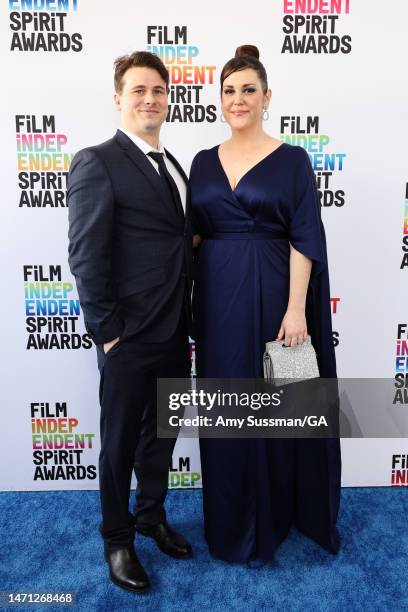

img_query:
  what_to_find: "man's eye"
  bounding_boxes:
[134,89,144,94]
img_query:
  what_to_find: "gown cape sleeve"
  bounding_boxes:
[289,148,337,378]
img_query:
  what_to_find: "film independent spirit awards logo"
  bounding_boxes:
[9,0,83,52]
[146,25,217,123]
[23,264,92,350]
[16,114,73,208]
[281,0,352,54]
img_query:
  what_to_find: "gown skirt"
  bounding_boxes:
[189,143,341,563]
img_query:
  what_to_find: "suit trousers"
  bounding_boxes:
[96,311,190,551]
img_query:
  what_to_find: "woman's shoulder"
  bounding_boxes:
[279,143,313,177]
[279,142,309,159]
[192,145,218,160]
[189,146,219,174]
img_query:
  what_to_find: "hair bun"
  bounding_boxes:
[235,45,260,60]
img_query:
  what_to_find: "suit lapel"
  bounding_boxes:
[114,130,173,214]
[114,130,190,227]
[165,148,191,226]
[165,148,188,184]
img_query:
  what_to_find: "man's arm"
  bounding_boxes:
[67,148,124,345]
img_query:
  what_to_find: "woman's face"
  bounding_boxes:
[221,68,271,132]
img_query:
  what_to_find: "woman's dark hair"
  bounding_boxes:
[114,51,169,93]
[220,45,268,93]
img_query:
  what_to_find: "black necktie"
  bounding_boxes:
[148,151,184,217]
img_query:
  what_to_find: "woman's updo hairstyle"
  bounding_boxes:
[220,45,268,94]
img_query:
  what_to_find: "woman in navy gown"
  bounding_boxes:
[190,45,341,564]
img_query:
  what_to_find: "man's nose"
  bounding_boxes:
[144,90,155,103]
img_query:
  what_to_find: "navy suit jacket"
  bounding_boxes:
[67,129,193,345]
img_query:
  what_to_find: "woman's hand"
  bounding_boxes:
[193,234,202,248]
[276,306,308,347]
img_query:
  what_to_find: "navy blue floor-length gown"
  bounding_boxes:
[190,143,341,563]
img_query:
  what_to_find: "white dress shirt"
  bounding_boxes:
[119,128,186,214]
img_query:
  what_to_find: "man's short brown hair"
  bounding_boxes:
[113,51,169,94]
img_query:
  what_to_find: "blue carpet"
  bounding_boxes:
[0,488,407,611]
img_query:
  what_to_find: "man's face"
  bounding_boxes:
[114,66,168,137]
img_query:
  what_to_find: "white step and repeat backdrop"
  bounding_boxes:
[1,0,407,491]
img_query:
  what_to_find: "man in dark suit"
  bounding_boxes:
[68,51,193,593]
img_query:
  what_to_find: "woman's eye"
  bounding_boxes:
[224,89,234,95]
[244,88,256,94]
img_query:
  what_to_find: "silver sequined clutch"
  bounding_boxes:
[263,335,320,386]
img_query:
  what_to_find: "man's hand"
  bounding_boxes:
[103,337,120,354]
[193,234,202,248]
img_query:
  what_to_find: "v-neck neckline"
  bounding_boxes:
[216,143,286,194]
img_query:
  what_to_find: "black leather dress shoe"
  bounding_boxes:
[136,522,192,559]
[105,546,150,593]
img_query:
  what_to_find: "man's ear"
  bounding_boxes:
[114,93,121,111]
